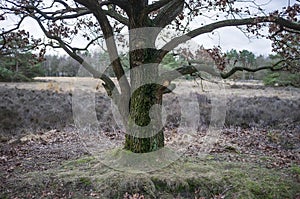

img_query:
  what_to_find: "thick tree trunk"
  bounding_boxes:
[124,84,164,153]
[124,49,165,153]
[123,2,165,153]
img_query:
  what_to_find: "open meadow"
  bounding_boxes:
[0,77,299,198]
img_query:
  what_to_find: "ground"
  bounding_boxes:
[0,77,299,198]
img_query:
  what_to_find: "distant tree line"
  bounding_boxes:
[1,46,298,87]
[40,48,299,87]
[41,51,126,77]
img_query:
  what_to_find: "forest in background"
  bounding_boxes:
[1,47,299,87]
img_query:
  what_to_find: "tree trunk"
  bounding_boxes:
[123,3,165,153]
[124,83,164,153]
[124,47,165,153]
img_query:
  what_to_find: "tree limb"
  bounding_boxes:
[220,58,299,79]
[26,5,92,21]
[159,63,219,83]
[104,9,129,25]
[0,15,27,36]
[159,57,299,83]
[75,0,130,96]
[158,16,300,60]
[153,0,184,28]
[220,65,283,79]
[71,36,103,52]
[275,17,300,32]
[33,15,118,97]
[144,0,174,14]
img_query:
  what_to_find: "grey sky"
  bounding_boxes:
[191,0,296,55]
[0,0,296,56]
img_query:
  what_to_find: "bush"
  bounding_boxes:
[11,72,32,82]
[0,53,44,82]
[0,67,33,82]
[263,72,300,87]
[0,67,14,81]
[21,63,45,79]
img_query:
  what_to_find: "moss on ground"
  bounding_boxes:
[1,151,299,198]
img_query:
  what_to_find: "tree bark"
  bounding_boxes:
[124,83,164,153]
[122,4,165,153]
[124,48,165,153]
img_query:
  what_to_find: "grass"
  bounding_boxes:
[2,149,299,199]
[291,164,300,175]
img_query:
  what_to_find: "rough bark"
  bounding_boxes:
[124,84,164,153]
[125,47,165,152]
[120,3,166,153]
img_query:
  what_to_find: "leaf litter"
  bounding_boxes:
[0,79,299,198]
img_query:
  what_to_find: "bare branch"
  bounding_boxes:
[159,62,219,83]
[144,0,174,14]
[220,58,299,79]
[153,0,184,28]
[27,6,92,21]
[0,15,27,36]
[104,9,129,25]
[49,9,92,21]
[159,57,300,83]
[71,36,103,52]
[158,16,300,61]
[75,0,130,95]
[33,15,118,97]
[33,1,128,25]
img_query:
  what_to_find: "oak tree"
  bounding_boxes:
[1,0,299,153]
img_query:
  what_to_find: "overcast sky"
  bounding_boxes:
[0,0,297,56]
[191,0,297,56]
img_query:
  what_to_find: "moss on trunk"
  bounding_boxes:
[124,131,164,153]
[124,83,164,153]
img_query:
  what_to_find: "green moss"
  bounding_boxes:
[224,145,240,153]
[60,156,96,169]
[259,156,273,161]
[3,156,300,199]
[78,177,92,188]
[125,83,164,153]
[291,165,300,175]
[222,166,299,199]
[206,155,216,160]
